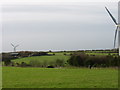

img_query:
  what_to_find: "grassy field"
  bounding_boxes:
[2,67,118,88]
[12,53,70,64]
[11,52,118,64]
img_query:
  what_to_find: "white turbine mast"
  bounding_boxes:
[105,6,120,55]
[11,43,19,52]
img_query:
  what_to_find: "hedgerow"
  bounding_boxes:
[68,52,120,67]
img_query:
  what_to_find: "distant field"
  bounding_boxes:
[10,52,118,66]
[12,53,70,64]
[11,52,118,65]
[2,67,118,88]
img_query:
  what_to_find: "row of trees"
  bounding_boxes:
[68,52,120,67]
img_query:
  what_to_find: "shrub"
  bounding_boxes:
[20,62,27,67]
[29,60,42,67]
[2,53,13,66]
[47,65,54,68]
[53,53,55,55]
[4,59,11,66]
[64,53,66,55]
[16,63,20,67]
[68,52,87,67]
[11,62,15,66]
[55,59,65,67]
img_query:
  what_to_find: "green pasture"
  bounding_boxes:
[2,67,118,88]
[12,53,70,64]
[10,52,118,67]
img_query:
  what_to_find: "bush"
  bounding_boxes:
[29,60,42,67]
[11,62,15,66]
[47,65,54,68]
[4,59,11,66]
[64,53,66,55]
[16,63,20,67]
[55,59,65,67]
[2,53,13,66]
[68,52,87,67]
[53,53,55,55]
[20,62,28,67]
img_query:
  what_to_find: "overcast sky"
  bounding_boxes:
[1,1,119,52]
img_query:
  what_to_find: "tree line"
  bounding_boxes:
[68,52,120,67]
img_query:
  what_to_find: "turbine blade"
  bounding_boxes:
[15,45,19,48]
[114,26,118,48]
[105,7,118,25]
[11,43,14,47]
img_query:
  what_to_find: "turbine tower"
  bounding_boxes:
[11,43,19,52]
[105,5,120,56]
[118,1,120,56]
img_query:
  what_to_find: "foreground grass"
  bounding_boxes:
[2,67,118,88]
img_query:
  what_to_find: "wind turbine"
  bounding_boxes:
[105,7,120,56]
[11,43,19,52]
